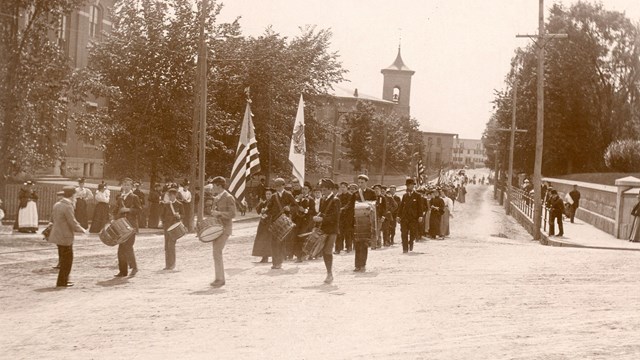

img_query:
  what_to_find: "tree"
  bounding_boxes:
[484,2,640,176]
[342,100,376,172]
[0,0,84,190]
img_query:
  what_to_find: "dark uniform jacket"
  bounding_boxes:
[266,190,297,222]
[356,187,376,202]
[113,192,142,230]
[161,201,184,230]
[374,194,387,219]
[318,193,341,235]
[398,191,424,222]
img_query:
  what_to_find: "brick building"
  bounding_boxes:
[452,138,488,168]
[420,131,458,170]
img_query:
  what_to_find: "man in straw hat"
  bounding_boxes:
[113,178,141,277]
[209,176,236,287]
[47,186,88,287]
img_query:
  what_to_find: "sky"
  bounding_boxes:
[217,0,640,139]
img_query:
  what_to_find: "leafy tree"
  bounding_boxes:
[342,100,376,172]
[0,0,84,192]
[484,2,640,176]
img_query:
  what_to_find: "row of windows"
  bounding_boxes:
[57,5,103,44]
[453,148,486,155]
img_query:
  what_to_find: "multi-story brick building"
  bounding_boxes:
[420,131,458,170]
[43,0,114,179]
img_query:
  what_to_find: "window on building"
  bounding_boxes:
[392,87,400,103]
[57,15,70,54]
[435,152,441,164]
[89,5,101,38]
[83,163,89,176]
[437,137,441,146]
[90,163,94,177]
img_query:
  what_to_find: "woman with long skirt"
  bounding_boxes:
[90,182,110,233]
[440,190,453,238]
[251,188,273,263]
[75,177,93,229]
[16,181,39,233]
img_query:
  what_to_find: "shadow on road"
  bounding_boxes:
[189,287,227,296]
[259,268,300,276]
[96,277,129,287]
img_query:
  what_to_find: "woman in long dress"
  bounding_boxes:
[90,182,110,233]
[457,185,466,203]
[16,181,39,233]
[75,177,93,229]
[252,188,273,262]
[440,190,453,238]
[630,193,640,242]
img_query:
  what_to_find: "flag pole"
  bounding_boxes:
[197,0,208,222]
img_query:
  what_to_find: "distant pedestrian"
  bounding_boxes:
[548,190,564,237]
[15,181,39,233]
[75,177,93,229]
[568,185,581,223]
[47,186,88,287]
[629,193,640,242]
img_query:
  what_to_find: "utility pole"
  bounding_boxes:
[496,80,527,215]
[195,0,208,223]
[516,0,567,239]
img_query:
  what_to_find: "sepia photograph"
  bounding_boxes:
[1,0,640,358]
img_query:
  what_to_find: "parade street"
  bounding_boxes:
[1,183,639,359]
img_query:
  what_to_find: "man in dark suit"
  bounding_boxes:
[292,181,315,262]
[209,176,237,287]
[339,183,357,254]
[133,181,146,228]
[372,184,387,249]
[548,189,564,237]
[266,177,296,270]
[48,186,87,287]
[388,185,401,245]
[113,178,142,277]
[397,178,423,253]
[568,184,581,223]
[314,178,341,284]
[356,174,376,202]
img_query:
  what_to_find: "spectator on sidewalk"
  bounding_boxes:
[548,190,564,237]
[568,185,581,223]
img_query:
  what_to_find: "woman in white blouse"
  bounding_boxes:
[89,182,110,233]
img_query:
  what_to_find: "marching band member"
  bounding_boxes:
[252,187,274,263]
[372,184,387,250]
[74,177,93,229]
[161,184,183,270]
[266,178,296,270]
[112,178,141,277]
[89,182,110,233]
[388,185,401,245]
[313,178,341,284]
[209,176,236,287]
[354,174,375,273]
[397,178,423,253]
[133,181,146,228]
[335,182,351,254]
[292,182,315,262]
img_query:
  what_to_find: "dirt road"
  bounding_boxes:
[1,184,639,359]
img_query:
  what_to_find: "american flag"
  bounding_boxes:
[416,158,425,185]
[229,102,261,203]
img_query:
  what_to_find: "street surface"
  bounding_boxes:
[1,182,640,359]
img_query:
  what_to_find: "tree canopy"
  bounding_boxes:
[483,2,640,176]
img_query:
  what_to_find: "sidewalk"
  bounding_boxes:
[542,217,640,252]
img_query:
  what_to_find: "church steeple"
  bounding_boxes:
[381,46,414,117]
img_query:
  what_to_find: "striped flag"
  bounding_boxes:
[289,95,305,185]
[229,102,261,203]
[416,158,425,185]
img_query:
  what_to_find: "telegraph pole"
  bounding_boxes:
[516,0,566,239]
[496,80,527,215]
[195,0,208,223]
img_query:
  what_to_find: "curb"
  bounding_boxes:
[541,234,640,252]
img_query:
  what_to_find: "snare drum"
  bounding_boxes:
[269,214,295,243]
[354,201,377,245]
[99,218,135,246]
[196,217,224,243]
[166,222,188,242]
[302,227,327,258]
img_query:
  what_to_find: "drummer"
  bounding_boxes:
[313,178,341,284]
[354,174,375,273]
[161,184,184,271]
[112,177,142,277]
[209,176,236,288]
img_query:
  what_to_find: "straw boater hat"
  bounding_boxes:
[357,174,369,182]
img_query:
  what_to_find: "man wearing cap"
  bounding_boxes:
[314,179,341,284]
[397,178,423,253]
[209,176,237,287]
[356,174,376,202]
[161,185,184,270]
[266,178,296,269]
[48,186,88,287]
[113,178,142,277]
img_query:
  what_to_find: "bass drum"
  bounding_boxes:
[354,201,377,246]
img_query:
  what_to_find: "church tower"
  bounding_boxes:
[381,46,415,117]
